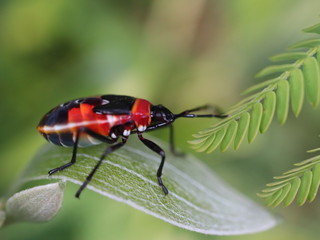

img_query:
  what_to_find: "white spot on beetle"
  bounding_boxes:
[138,125,146,132]
[101,99,109,105]
[107,115,117,126]
[111,133,117,139]
[123,130,131,136]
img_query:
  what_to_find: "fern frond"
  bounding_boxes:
[190,22,320,153]
[258,151,320,207]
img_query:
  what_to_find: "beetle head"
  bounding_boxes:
[150,105,175,126]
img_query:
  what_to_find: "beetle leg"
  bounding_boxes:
[48,129,81,175]
[75,137,128,198]
[168,124,185,157]
[138,133,168,195]
[48,127,116,175]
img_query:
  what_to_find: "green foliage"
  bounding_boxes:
[258,150,320,207]
[189,22,320,153]
[189,22,320,207]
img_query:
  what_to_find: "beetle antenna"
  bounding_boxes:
[175,113,229,119]
[174,105,229,119]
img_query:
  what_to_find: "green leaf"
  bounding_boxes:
[303,57,320,107]
[266,190,282,207]
[276,80,290,124]
[260,91,276,133]
[303,23,320,34]
[15,137,278,235]
[289,39,320,49]
[248,103,263,143]
[229,91,264,112]
[307,148,320,153]
[308,164,320,202]
[4,182,65,226]
[296,171,312,206]
[272,184,291,207]
[194,134,216,152]
[220,121,238,152]
[283,178,300,207]
[269,52,308,62]
[234,112,250,150]
[206,128,226,153]
[256,64,295,78]
[241,78,279,95]
[289,69,304,117]
[188,137,208,146]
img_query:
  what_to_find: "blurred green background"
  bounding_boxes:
[1,0,320,239]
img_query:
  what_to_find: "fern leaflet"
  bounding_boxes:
[258,149,320,207]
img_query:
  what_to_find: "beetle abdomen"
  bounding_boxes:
[37,95,154,147]
[37,97,114,147]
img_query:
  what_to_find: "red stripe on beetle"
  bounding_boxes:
[80,104,99,132]
[131,98,151,129]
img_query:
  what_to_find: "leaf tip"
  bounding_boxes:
[303,23,320,34]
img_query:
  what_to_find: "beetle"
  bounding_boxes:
[37,94,227,198]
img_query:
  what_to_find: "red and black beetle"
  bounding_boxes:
[38,94,227,198]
